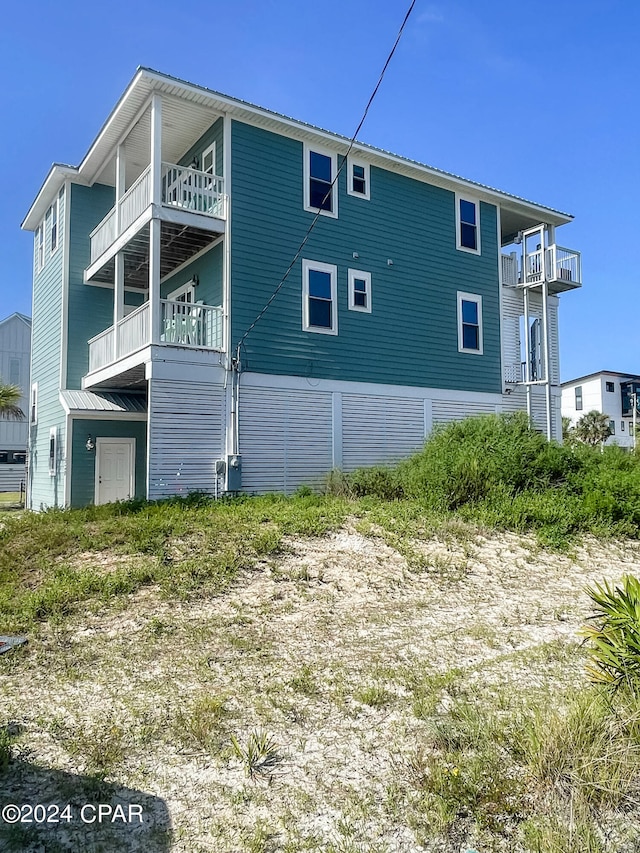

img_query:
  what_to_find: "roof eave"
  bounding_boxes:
[21,164,81,231]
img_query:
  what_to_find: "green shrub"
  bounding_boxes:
[582,575,640,694]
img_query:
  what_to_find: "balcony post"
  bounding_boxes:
[149,94,162,344]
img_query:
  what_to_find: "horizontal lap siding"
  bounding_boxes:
[148,379,224,499]
[231,121,501,395]
[239,388,332,493]
[0,316,30,452]
[432,400,498,423]
[0,467,26,491]
[342,395,425,470]
[29,190,66,509]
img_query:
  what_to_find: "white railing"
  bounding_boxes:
[501,253,519,286]
[89,209,117,263]
[119,167,151,234]
[546,245,581,286]
[524,248,544,284]
[87,326,115,373]
[89,162,226,265]
[87,300,223,375]
[117,302,150,360]
[161,163,225,218]
[160,300,223,350]
[89,166,152,264]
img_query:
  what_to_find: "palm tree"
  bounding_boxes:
[0,383,25,420]
[575,410,611,447]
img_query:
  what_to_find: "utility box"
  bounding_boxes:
[226,454,242,491]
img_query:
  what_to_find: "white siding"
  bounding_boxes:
[147,379,225,499]
[432,399,498,424]
[342,394,425,470]
[239,387,333,493]
[0,466,26,492]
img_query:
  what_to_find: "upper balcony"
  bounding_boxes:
[501,243,582,294]
[86,162,227,284]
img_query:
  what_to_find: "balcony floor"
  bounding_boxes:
[90,220,219,287]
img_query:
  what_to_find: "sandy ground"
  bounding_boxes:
[2,526,640,852]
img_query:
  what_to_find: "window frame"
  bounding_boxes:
[605,381,615,393]
[167,280,196,303]
[346,157,370,200]
[30,383,38,425]
[609,420,615,436]
[50,196,59,255]
[48,427,57,476]
[303,145,338,218]
[575,386,583,411]
[302,259,338,335]
[457,292,483,355]
[35,223,44,272]
[201,142,217,176]
[455,194,481,255]
[8,358,20,387]
[621,421,625,432]
[348,269,372,313]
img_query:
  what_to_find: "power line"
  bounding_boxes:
[234,0,417,361]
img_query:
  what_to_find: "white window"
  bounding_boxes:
[457,292,483,354]
[9,358,20,386]
[348,269,372,313]
[50,198,59,254]
[202,143,216,176]
[30,383,38,424]
[455,194,481,254]
[302,259,338,335]
[167,279,197,303]
[49,427,57,476]
[304,146,338,218]
[347,158,370,200]
[35,223,44,272]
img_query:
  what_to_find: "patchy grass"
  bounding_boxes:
[3,486,640,850]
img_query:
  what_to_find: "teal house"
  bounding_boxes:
[22,68,582,508]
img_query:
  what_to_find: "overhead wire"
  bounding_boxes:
[234,0,417,364]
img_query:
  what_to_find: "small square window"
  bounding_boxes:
[575,386,583,411]
[455,195,481,254]
[304,147,337,217]
[347,158,370,200]
[348,269,372,313]
[606,381,615,393]
[457,292,483,354]
[302,259,338,334]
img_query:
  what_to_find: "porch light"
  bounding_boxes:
[86,435,95,452]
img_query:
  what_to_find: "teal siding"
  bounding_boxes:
[70,419,147,507]
[180,117,224,176]
[29,187,67,509]
[160,242,223,306]
[66,183,115,390]
[230,121,501,393]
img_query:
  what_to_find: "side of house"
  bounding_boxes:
[0,313,31,491]
[561,371,640,448]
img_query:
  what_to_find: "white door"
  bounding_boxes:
[95,438,135,505]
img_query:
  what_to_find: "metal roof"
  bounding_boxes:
[60,390,147,414]
[24,66,575,231]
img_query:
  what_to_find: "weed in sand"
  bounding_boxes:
[231,729,282,779]
[175,695,228,753]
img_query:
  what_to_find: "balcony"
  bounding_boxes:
[87,162,227,279]
[501,245,582,294]
[87,300,224,378]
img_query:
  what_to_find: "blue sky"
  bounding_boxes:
[1,0,637,381]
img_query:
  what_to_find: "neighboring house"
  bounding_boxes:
[561,371,640,448]
[0,312,31,491]
[21,67,582,509]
